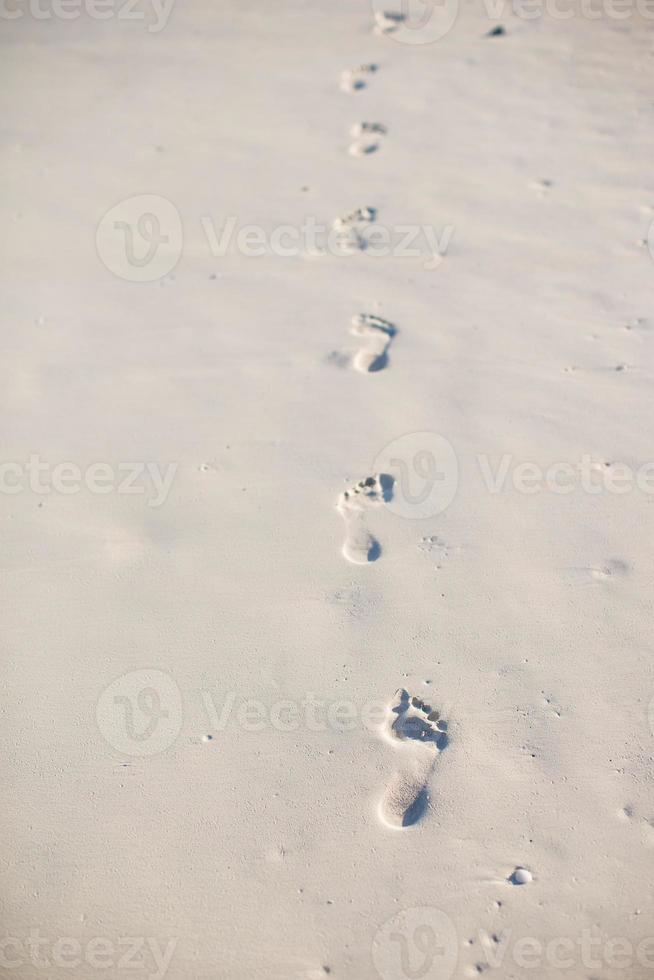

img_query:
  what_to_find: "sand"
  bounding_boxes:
[2,2,654,978]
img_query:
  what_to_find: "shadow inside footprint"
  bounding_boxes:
[379,473,394,502]
[402,786,429,827]
[367,350,388,373]
[367,539,381,562]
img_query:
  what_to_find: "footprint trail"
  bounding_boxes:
[332,207,377,253]
[379,689,448,829]
[340,63,378,92]
[349,122,388,157]
[374,10,406,35]
[350,314,396,372]
[336,474,393,564]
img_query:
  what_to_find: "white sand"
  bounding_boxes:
[3,2,654,978]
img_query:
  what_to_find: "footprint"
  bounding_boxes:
[378,689,448,829]
[336,474,393,564]
[340,63,378,92]
[350,314,396,372]
[332,207,377,254]
[566,558,630,586]
[333,206,377,228]
[352,122,387,137]
[349,122,388,157]
[564,362,633,376]
[623,317,648,333]
[588,559,629,581]
[348,140,378,158]
[374,10,406,35]
[529,177,553,196]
